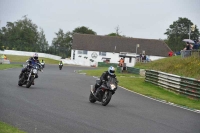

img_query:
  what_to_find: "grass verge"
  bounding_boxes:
[80,67,200,110]
[0,121,26,133]
[0,64,22,70]
[5,55,59,64]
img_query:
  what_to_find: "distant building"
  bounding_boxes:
[71,33,171,67]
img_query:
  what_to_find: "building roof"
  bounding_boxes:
[72,33,171,57]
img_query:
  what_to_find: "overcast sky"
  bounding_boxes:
[0,0,200,44]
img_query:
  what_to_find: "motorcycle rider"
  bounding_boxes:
[93,66,117,95]
[59,61,63,65]
[19,53,41,85]
[40,59,45,68]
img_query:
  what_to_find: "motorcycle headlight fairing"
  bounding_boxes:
[110,84,116,90]
[33,69,38,74]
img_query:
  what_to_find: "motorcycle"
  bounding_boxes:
[18,62,42,88]
[59,64,63,70]
[89,77,118,106]
[41,62,45,68]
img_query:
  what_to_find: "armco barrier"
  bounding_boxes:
[145,70,200,99]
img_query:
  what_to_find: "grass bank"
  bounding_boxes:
[135,56,200,79]
[80,67,200,110]
[0,64,22,70]
[5,55,59,64]
[0,121,26,133]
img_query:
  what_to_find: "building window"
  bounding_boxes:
[78,50,87,55]
[129,57,132,63]
[99,52,106,56]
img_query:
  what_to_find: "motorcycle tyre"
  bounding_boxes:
[18,78,23,86]
[26,76,34,88]
[18,74,24,86]
[102,91,112,106]
[89,92,96,103]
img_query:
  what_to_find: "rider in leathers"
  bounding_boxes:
[94,66,117,95]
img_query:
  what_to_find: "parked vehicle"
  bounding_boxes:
[89,77,118,106]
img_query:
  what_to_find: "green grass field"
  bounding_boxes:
[135,56,200,79]
[5,55,59,64]
[0,64,22,70]
[80,66,200,110]
[0,121,26,133]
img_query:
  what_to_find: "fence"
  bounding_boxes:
[181,50,200,58]
[145,70,200,99]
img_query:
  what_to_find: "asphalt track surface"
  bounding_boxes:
[0,65,200,133]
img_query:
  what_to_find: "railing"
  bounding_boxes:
[180,50,200,58]
[145,70,200,99]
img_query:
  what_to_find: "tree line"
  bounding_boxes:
[0,16,199,57]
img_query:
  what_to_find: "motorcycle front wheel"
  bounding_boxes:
[26,76,34,88]
[102,91,112,106]
[18,78,23,86]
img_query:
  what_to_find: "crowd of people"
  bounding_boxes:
[183,40,200,50]
[0,54,7,60]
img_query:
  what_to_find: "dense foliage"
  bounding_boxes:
[164,17,200,52]
[0,16,48,52]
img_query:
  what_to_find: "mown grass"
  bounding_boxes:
[0,121,26,133]
[80,67,200,110]
[5,55,59,64]
[135,56,200,79]
[0,64,22,70]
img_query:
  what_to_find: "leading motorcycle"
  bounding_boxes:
[18,62,42,88]
[89,77,118,106]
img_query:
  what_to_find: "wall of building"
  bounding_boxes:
[71,49,165,67]
[0,50,166,67]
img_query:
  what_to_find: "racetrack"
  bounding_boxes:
[0,65,200,133]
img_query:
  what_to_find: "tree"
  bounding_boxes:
[37,28,48,52]
[73,26,96,35]
[52,29,72,58]
[0,16,49,52]
[107,33,121,36]
[164,17,200,52]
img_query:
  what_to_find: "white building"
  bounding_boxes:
[71,34,171,67]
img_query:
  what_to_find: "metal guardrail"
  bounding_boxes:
[145,70,200,99]
[181,50,200,58]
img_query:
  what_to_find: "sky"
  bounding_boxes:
[0,0,200,45]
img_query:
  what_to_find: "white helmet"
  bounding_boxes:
[33,53,38,60]
[108,66,115,75]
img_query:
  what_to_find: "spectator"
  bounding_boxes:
[1,54,7,60]
[193,40,199,50]
[168,51,173,57]
[118,58,124,67]
[118,58,124,73]
[183,42,193,50]
[139,53,142,62]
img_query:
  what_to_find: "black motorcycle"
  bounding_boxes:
[18,63,42,88]
[59,64,63,70]
[89,77,118,106]
[41,62,45,68]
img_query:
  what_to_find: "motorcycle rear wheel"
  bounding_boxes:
[18,78,23,86]
[89,92,96,103]
[102,91,112,106]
